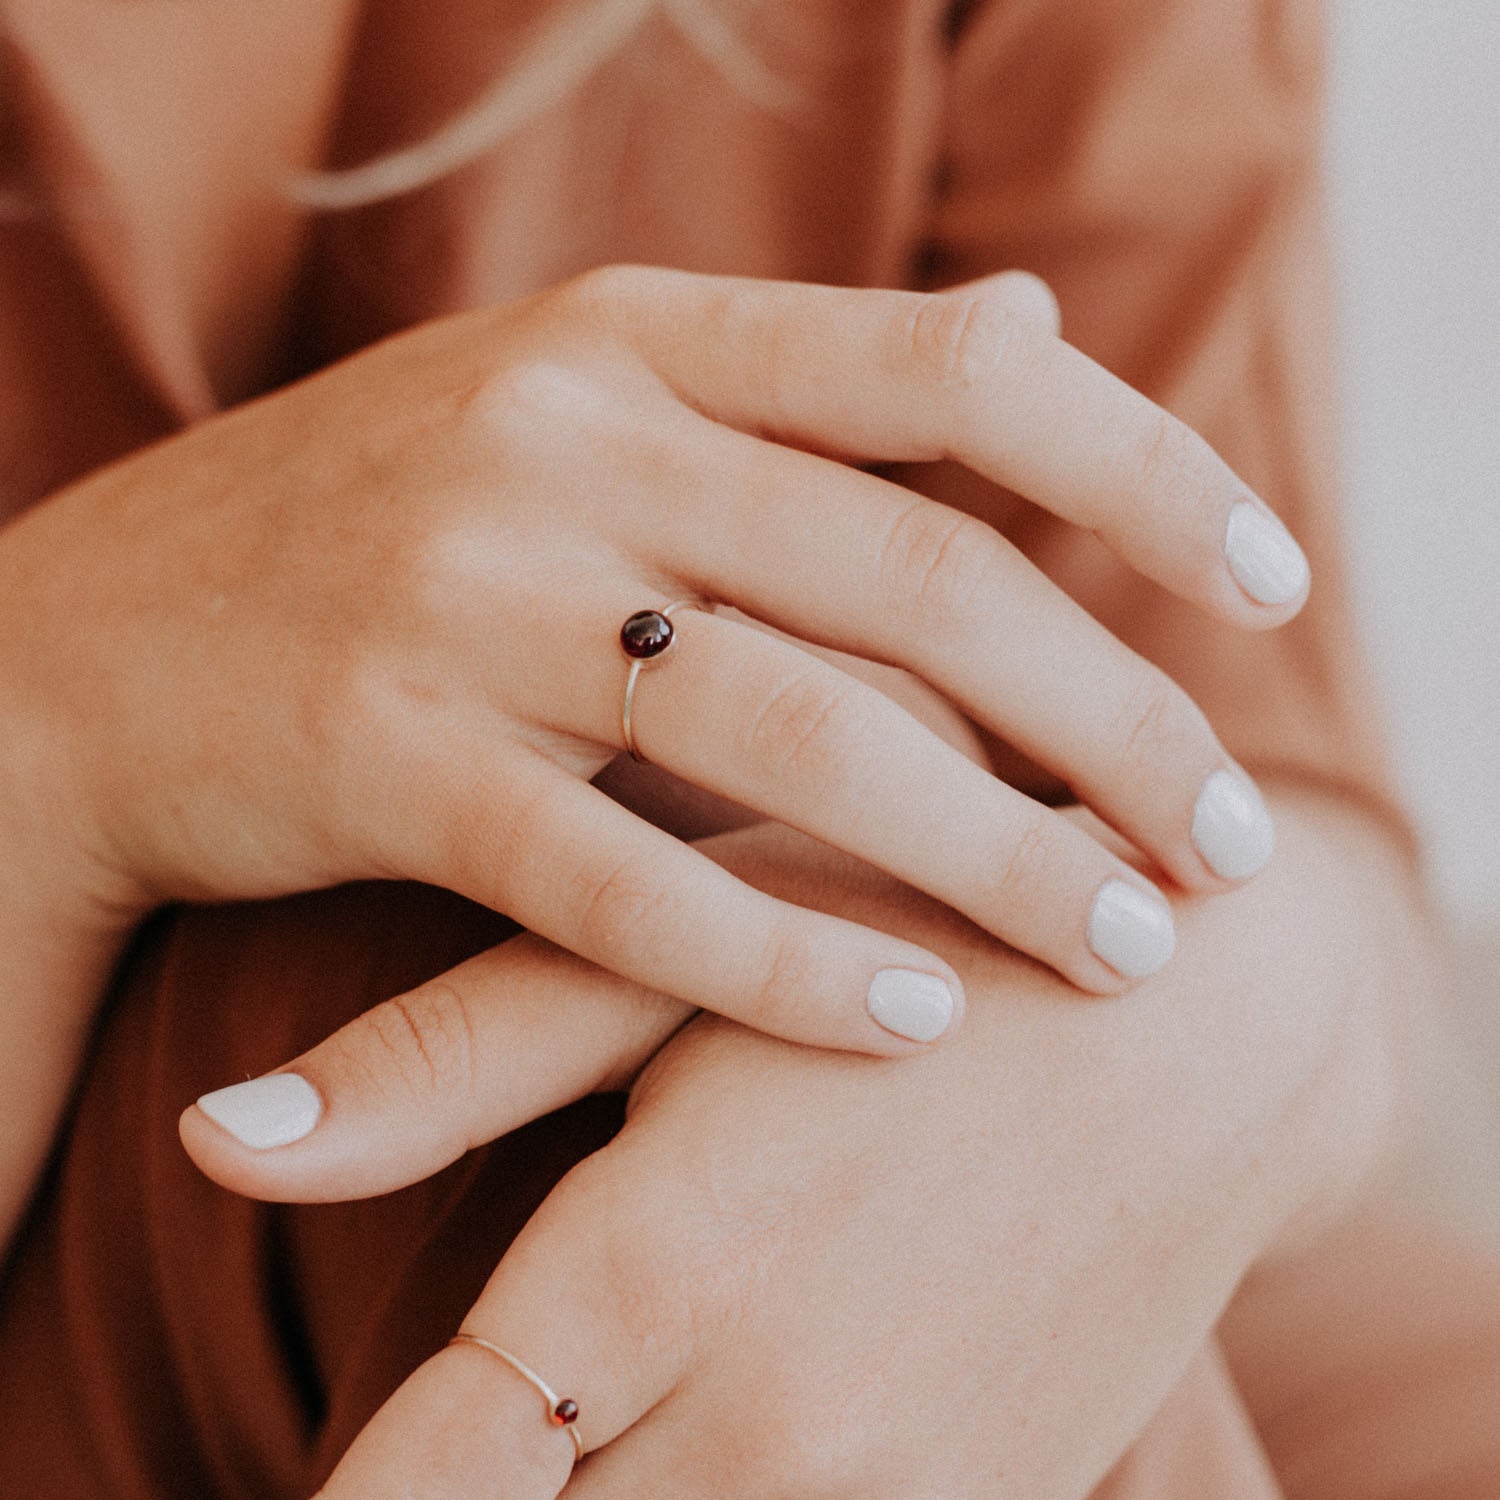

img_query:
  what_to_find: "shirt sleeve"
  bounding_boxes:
[915,0,1408,835]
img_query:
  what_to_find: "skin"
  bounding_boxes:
[0,266,1305,1246]
[0,241,1420,1488]
[181,796,1424,1498]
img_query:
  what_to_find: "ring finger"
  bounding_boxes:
[561,607,1176,994]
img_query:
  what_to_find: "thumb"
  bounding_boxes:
[178,932,691,1203]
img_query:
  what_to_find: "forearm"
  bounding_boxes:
[1233,778,1436,1256]
[0,651,142,1254]
[0,873,135,1255]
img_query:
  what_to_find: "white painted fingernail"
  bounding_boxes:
[1192,769,1276,880]
[197,1074,322,1150]
[867,969,956,1043]
[1087,880,1176,979]
[1224,502,1309,606]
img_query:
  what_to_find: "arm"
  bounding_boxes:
[0,683,140,1250]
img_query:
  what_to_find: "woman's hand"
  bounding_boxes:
[182,803,1408,1497]
[3,266,1304,1058]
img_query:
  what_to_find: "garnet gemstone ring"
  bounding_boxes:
[620,608,676,659]
[619,599,706,762]
[448,1334,585,1463]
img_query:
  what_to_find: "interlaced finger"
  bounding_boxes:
[415,745,971,1054]
[658,420,1275,893]
[586,266,1308,625]
[555,610,1177,992]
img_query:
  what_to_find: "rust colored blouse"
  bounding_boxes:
[0,2,1491,1497]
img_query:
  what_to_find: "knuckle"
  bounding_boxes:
[291,654,419,823]
[881,500,1001,629]
[750,925,826,1040]
[743,666,866,788]
[553,260,652,317]
[905,292,1024,435]
[1115,669,1210,771]
[571,850,678,963]
[458,354,599,452]
[543,263,687,351]
[743,1389,878,1493]
[559,1152,721,1359]
[1126,409,1215,508]
[989,810,1056,919]
[346,980,478,1108]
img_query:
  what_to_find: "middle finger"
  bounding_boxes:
[653,419,1276,894]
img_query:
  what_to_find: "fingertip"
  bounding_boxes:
[195,1071,323,1150]
[1223,501,1311,618]
[865,962,965,1047]
[996,270,1063,338]
[178,1070,387,1205]
[1191,768,1276,883]
[176,1071,327,1195]
[177,1098,276,1198]
[1085,877,1177,983]
[177,1102,209,1166]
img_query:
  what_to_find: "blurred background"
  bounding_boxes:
[1327,0,1500,1237]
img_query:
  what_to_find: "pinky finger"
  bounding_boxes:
[440,755,967,1056]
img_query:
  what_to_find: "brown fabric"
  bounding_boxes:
[0,1,1489,1496]
[0,886,624,1498]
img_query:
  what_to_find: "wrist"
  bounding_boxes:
[0,680,146,950]
[1249,782,1435,1259]
[0,693,143,1254]
[0,521,152,938]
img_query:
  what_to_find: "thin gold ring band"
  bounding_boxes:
[620,598,706,763]
[448,1333,585,1461]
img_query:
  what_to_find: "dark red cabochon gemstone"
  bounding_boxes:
[552,1399,580,1426]
[621,609,674,659]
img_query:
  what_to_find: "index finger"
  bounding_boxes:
[586,266,1309,627]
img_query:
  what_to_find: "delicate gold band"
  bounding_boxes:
[621,598,706,763]
[448,1333,585,1461]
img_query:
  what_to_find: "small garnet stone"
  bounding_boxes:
[620,609,674,659]
[552,1399,580,1426]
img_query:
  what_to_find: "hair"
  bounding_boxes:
[288,0,795,212]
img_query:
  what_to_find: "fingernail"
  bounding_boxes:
[1224,502,1309,606]
[196,1073,322,1150]
[1192,769,1275,880]
[867,969,956,1043]
[1087,880,1176,979]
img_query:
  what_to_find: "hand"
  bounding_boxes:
[182,808,1400,1495]
[2,266,1305,1060]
